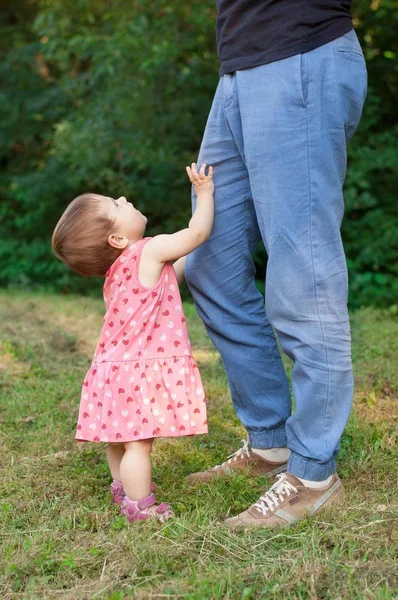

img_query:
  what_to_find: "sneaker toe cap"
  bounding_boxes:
[224,509,254,529]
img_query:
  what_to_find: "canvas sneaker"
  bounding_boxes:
[225,472,345,529]
[185,439,287,484]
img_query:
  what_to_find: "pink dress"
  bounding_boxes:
[76,237,208,443]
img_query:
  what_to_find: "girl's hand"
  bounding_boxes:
[141,163,214,268]
[186,163,214,197]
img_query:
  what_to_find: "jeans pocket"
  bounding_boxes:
[338,57,367,140]
[299,52,309,107]
[337,47,366,64]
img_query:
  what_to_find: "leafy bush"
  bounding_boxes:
[0,0,396,307]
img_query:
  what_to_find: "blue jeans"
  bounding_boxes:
[185,30,367,481]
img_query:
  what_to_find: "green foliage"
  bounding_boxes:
[0,0,396,306]
[344,0,398,305]
[1,292,397,598]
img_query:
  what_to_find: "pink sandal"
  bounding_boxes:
[110,480,157,506]
[121,492,174,523]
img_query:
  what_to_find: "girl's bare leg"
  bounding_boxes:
[119,439,154,500]
[106,443,125,481]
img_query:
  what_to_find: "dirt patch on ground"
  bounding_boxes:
[0,294,101,364]
[27,296,104,358]
[0,341,31,379]
[354,380,398,425]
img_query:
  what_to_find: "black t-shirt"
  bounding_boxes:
[216,0,353,76]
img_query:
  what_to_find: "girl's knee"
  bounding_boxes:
[124,438,154,454]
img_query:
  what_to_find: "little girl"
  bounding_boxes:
[52,163,214,522]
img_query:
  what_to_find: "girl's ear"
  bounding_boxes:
[107,234,130,250]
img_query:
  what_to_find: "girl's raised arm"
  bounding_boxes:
[144,163,214,265]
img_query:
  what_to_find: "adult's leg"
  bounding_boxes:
[186,76,291,448]
[237,30,367,480]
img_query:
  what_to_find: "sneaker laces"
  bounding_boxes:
[212,439,251,470]
[253,473,298,516]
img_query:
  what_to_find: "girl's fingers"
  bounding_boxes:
[191,162,199,180]
[187,162,213,183]
[186,166,193,183]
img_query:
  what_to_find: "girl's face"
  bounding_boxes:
[102,195,147,243]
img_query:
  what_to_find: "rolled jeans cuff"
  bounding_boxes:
[247,426,287,450]
[287,451,336,482]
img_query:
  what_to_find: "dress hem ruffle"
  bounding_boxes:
[75,426,208,443]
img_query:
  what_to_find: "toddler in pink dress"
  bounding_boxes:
[52,163,214,522]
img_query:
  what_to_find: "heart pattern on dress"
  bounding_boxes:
[76,238,207,443]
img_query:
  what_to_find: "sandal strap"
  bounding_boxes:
[137,493,157,510]
[111,480,124,492]
[156,502,171,514]
[112,481,157,494]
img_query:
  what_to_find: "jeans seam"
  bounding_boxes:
[224,74,237,110]
[241,194,292,416]
[305,71,330,465]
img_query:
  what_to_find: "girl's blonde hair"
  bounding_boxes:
[52,193,122,277]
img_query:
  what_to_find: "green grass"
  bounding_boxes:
[0,291,397,600]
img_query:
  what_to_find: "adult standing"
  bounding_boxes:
[185,0,367,528]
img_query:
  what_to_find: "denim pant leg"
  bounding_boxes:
[237,31,367,480]
[185,76,291,447]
